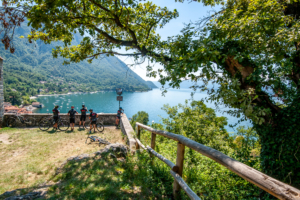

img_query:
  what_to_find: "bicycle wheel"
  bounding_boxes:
[85,134,94,144]
[85,136,91,144]
[25,118,36,127]
[58,120,69,131]
[39,119,51,131]
[6,118,16,128]
[96,123,104,132]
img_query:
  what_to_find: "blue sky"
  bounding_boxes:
[117,0,221,81]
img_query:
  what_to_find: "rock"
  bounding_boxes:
[94,143,128,158]
[0,181,52,200]
[67,153,90,161]
[109,153,117,159]
[4,191,44,200]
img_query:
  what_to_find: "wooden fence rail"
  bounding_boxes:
[135,122,300,200]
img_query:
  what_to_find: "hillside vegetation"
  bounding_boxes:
[0,102,268,200]
[0,22,155,105]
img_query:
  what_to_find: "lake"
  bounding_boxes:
[34,88,251,133]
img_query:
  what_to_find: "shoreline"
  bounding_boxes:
[30,89,155,99]
[30,92,98,99]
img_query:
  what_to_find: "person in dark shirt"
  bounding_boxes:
[89,109,98,133]
[79,104,88,129]
[68,106,78,131]
[52,105,60,130]
[115,107,124,128]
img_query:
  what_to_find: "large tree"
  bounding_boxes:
[2,0,300,189]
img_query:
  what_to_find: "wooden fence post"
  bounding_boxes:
[150,132,156,164]
[136,124,141,150]
[173,142,185,198]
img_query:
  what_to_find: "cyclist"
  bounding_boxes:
[68,106,78,131]
[79,104,88,129]
[89,109,98,133]
[115,107,124,128]
[52,105,60,130]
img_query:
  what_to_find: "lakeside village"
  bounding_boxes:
[3,101,42,114]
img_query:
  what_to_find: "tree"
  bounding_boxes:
[161,100,230,153]
[232,126,260,166]
[4,91,22,105]
[2,0,300,188]
[130,111,149,128]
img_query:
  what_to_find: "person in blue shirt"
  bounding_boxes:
[115,107,124,128]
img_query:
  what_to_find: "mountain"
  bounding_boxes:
[0,21,152,104]
[153,80,217,90]
[146,81,158,89]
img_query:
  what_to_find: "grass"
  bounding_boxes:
[0,126,263,199]
[46,153,174,200]
[0,126,124,195]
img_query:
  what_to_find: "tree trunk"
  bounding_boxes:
[255,105,300,193]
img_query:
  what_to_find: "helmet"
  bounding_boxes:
[71,106,74,108]
[82,104,85,107]
[55,105,59,108]
[89,109,93,112]
[119,107,122,109]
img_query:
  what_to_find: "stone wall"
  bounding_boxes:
[120,114,136,152]
[3,113,117,126]
[0,58,4,125]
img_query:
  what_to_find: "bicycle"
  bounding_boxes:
[85,134,110,146]
[6,114,36,128]
[83,118,104,132]
[38,116,69,131]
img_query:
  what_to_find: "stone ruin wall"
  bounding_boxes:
[2,113,118,126]
[0,58,4,123]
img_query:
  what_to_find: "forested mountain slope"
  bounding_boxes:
[0,22,154,104]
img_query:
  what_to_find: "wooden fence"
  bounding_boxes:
[135,122,300,200]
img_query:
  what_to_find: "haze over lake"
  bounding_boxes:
[34,88,251,133]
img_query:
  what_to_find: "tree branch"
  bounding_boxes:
[86,51,142,59]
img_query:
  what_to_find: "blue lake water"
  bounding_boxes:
[34,89,251,133]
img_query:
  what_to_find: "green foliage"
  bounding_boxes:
[130,111,149,128]
[232,126,261,168]
[4,90,22,105]
[254,104,300,189]
[3,0,300,187]
[136,103,262,199]
[161,100,229,153]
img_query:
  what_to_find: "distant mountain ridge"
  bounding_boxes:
[146,81,158,89]
[0,21,156,103]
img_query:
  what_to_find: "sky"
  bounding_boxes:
[117,0,221,81]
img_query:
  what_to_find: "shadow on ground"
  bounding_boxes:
[46,152,175,200]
